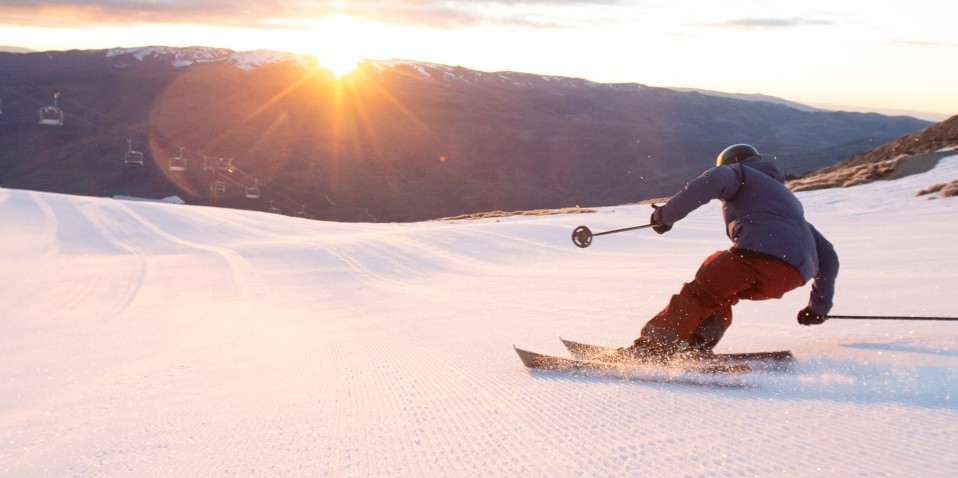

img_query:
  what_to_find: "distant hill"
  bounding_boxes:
[666,87,821,112]
[807,102,950,123]
[673,88,949,122]
[0,46,933,222]
[0,45,34,53]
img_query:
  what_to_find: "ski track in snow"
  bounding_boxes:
[1,157,958,476]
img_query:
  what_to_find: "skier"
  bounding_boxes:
[615,144,839,360]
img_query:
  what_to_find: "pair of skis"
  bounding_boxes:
[515,338,794,387]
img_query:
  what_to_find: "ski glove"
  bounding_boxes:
[797,306,827,326]
[650,204,672,235]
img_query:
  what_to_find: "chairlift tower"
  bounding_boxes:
[203,156,234,206]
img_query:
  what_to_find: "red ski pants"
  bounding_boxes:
[642,249,806,342]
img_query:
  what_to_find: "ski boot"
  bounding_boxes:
[601,336,686,364]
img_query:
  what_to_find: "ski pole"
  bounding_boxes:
[571,223,654,248]
[828,314,958,322]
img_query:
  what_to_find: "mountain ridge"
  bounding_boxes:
[789,114,958,195]
[0,46,935,222]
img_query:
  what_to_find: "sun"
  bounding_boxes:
[323,50,361,77]
[306,14,370,77]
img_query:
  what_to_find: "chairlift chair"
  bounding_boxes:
[168,146,186,171]
[295,204,307,218]
[39,90,64,126]
[245,179,261,199]
[124,139,144,166]
[267,200,281,214]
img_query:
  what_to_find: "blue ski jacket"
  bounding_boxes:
[657,156,839,314]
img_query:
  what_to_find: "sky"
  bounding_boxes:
[1,0,956,120]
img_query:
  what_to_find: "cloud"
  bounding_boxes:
[0,0,631,29]
[706,17,833,29]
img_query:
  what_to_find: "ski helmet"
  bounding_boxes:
[716,144,760,167]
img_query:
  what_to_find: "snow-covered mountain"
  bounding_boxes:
[104,45,319,71]
[1,150,956,476]
[95,46,632,88]
[0,46,934,222]
[104,47,946,122]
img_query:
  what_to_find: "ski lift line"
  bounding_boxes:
[216,173,256,190]
[9,85,326,208]
[7,88,327,212]
[173,149,369,217]
[12,85,294,191]
[157,150,303,204]
[224,167,269,193]
[204,166,302,204]
[246,175,344,210]
[37,92,154,153]
[224,166,276,187]
[192,157,361,215]
[222,163,312,205]
[12,85,171,168]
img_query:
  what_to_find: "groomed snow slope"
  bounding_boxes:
[2,157,957,477]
